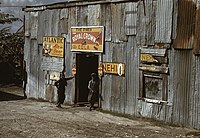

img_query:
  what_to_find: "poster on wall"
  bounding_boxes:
[71,26,104,53]
[42,36,65,57]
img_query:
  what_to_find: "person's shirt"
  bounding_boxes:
[55,76,74,90]
[88,79,99,93]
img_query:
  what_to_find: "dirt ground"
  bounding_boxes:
[0,85,199,138]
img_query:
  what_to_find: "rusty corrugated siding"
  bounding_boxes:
[174,0,196,49]
[194,4,200,55]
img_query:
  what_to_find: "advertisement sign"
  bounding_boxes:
[140,54,158,63]
[42,36,65,57]
[71,26,104,53]
[103,62,125,76]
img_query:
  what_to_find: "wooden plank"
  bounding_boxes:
[139,64,169,74]
[140,48,167,57]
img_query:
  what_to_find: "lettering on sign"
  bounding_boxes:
[103,62,125,76]
[140,54,158,63]
[71,26,104,53]
[43,36,65,57]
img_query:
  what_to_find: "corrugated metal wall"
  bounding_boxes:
[194,2,200,55]
[174,0,196,49]
[155,0,173,44]
[172,50,193,126]
[24,0,200,129]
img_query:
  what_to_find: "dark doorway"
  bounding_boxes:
[75,53,98,104]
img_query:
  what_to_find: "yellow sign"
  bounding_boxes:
[43,36,65,57]
[98,62,103,77]
[140,54,158,62]
[71,26,104,53]
[103,62,125,76]
[72,64,76,76]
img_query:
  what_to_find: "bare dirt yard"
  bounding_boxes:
[0,85,199,138]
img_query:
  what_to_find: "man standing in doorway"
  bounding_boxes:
[88,73,99,111]
[55,73,74,108]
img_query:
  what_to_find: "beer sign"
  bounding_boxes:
[43,36,65,57]
[71,26,104,53]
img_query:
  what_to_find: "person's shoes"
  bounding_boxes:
[56,104,62,108]
[89,107,92,111]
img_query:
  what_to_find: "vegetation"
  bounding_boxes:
[0,12,24,84]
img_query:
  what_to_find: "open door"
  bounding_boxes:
[75,53,98,104]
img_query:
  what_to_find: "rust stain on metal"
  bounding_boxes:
[174,0,196,49]
[194,5,200,55]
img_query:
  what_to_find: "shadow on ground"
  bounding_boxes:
[0,91,25,101]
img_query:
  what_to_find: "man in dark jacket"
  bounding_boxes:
[55,73,74,108]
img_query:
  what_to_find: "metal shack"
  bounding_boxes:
[23,0,200,129]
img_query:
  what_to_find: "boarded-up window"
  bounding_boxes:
[139,48,168,103]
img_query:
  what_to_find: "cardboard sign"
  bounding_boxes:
[43,36,65,57]
[71,26,104,53]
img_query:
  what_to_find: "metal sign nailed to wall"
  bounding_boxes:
[42,36,65,57]
[71,26,104,53]
[103,62,125,76]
